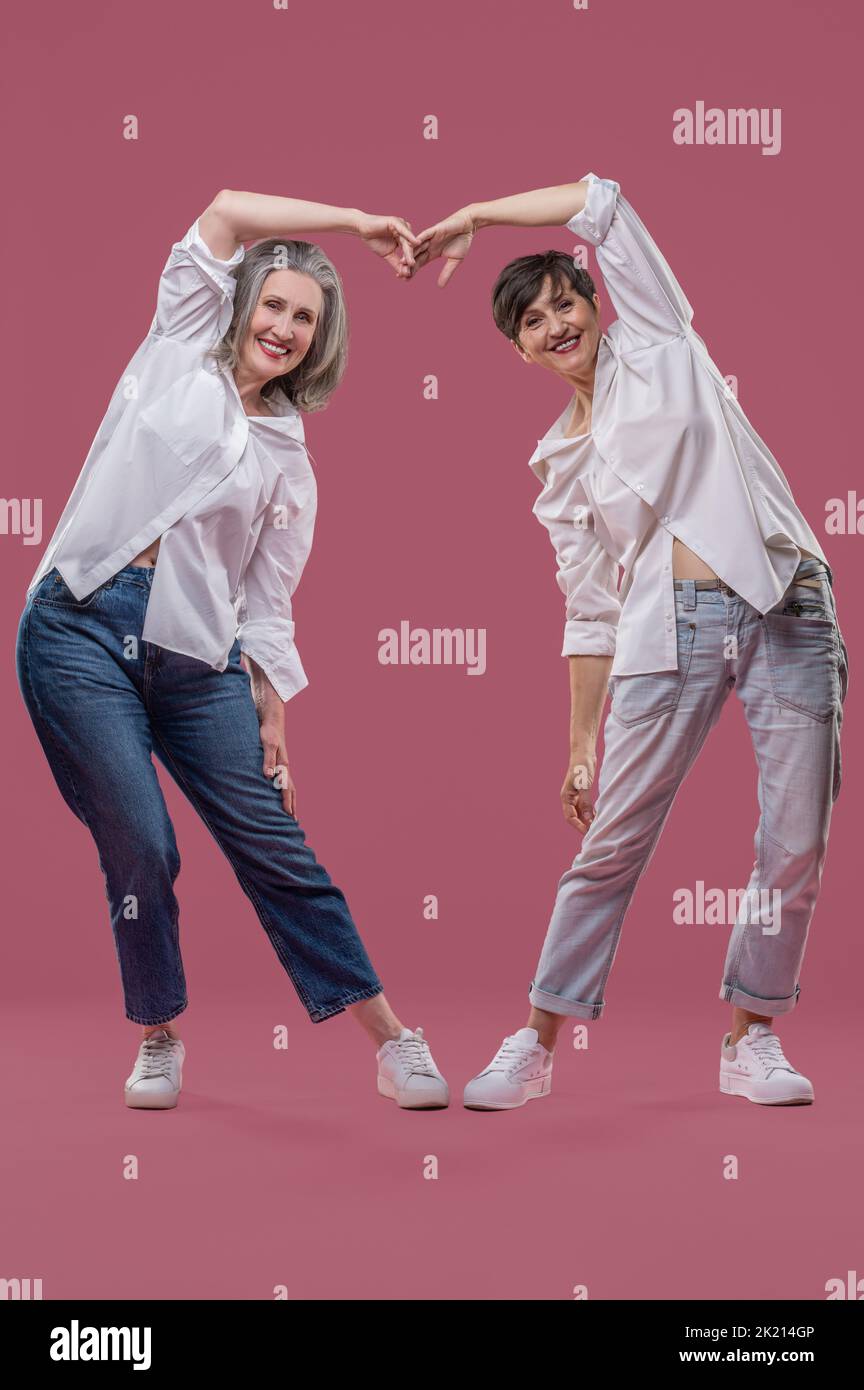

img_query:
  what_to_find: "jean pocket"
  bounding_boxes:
[32,570,108,610]
[763,598,841,722]
[609,618,697,727]
[28,568,58,603]
[777,577,833,621]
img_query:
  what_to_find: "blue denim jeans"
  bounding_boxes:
[529,556,849,1020]
[15,564,384,1025]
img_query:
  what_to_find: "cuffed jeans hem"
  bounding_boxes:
[719,983,800,1015]
[308,983,384,1023]
[529,983,603,1021]
[125,1001,188,1026]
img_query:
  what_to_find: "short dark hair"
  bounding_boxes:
[491,251,597,346]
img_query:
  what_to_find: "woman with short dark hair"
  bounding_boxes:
[413,172,848,1110]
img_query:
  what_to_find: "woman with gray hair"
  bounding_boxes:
[15,189,450,1112]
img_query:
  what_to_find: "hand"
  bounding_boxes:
[411,207,477,287]
[240,650,297,815]
[356,211,422,279]
[561,749,598,833]
[259,712,297,817]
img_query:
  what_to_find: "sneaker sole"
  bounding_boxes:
[463,1078,553,1110]
[377,1075,449,1109]
[719,1073,814,1105]
[124,1089,181,1109]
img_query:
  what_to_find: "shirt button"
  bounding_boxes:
[662,514,670,523]
[636,483,644,491]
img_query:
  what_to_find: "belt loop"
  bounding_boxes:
[682,578,696,611]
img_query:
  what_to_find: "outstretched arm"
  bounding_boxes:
[470,180,590,231]
[415,172,696,348]
[199,189,421,279]
[413,180,590,286]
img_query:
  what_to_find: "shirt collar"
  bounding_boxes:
[220,362,306,444]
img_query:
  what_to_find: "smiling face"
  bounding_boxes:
[511,274,602,381]
[239,268,324,388]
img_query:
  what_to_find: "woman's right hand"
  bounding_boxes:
[355,211,422,279]
[412,207,477,287]
[561,748,598,832]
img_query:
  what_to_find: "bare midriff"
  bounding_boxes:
[671,536,718,580]
[129,536,161,568]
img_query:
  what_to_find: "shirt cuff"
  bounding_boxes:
[566,172,620,247]
[237,620,309,703]
[178,217,245,296]
[561,619,618,659]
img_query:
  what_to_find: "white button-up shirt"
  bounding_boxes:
[26,219,317,703]
[529,172,828,676]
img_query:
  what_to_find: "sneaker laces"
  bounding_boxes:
[746,1031,795,1075]
[486,1036,538,1075]
[136,1034,179,1078]
[392,1028,437,1078]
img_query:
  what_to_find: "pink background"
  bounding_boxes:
[2,0,862,1300]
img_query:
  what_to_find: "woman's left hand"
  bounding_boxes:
[356,211,422,279]
[259,712,297,817]
[241,653,298,816]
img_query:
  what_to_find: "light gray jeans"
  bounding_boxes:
[529,557,849,1020]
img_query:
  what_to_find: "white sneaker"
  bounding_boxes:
[719,1022,814,1105]
[124,1027,186,1109]
[376,1026,449,1108]
[463,1026,553,1110]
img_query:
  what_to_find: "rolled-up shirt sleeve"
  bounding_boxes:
[234,467,317,703]
[532,468,621,658]
[567,172,695,347]
[150,217,244,345]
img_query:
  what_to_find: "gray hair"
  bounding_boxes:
[206,238,348,413]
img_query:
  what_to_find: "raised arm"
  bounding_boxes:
[414,172,696,347]
[412,181,590,287]
[199,189,421,279]
[469,180,590,231]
